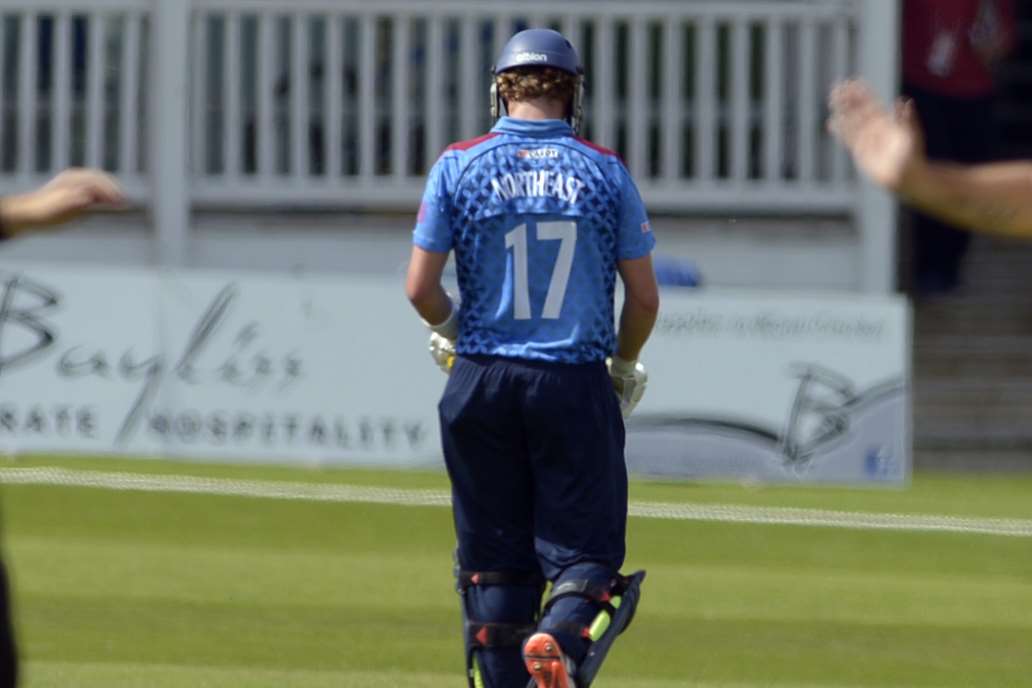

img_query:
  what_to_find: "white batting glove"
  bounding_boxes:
[428,332,456,374]
[607,356,648,418]
[423,295,459,375]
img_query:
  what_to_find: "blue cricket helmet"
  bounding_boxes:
[490,28,585,134]
[493,28,582,76]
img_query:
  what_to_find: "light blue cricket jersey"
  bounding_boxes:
[413,117,655,364]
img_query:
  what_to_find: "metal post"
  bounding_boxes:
[857,0,900,293]
[150,0,191,267]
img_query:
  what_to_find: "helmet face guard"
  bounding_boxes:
[490,28,585,135]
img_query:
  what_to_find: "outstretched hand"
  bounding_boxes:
[0,168,125,235]
[828,80,925,195]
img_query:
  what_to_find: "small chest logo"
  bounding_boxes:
[517,148,560,160]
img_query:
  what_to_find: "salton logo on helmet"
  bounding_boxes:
[513,51,548,63]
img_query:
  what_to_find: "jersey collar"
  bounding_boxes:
[491,117,573,137]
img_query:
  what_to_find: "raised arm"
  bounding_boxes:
[828,80,1032,237]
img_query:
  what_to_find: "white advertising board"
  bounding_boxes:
[628,290,911,484]
[0,264,910,484]
[0,264,444,465]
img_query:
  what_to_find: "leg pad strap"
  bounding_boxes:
[467,621,539,649]
[543,577,619,618]
[457,569,543,592]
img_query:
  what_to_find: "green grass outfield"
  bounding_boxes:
[2,455,1031,688]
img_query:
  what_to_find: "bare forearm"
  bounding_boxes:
[0,196,34,237]
[900,161,1032,237]
[409,283,453,326]
[615,254,660,361]
[405,246,453,328]
[616,297,658,362]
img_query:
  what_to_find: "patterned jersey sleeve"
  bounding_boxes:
[412,155,455,253]
[613,161,656,260]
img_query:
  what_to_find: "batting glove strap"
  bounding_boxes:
[608,355,637,378]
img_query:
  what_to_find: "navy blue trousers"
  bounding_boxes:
[0,560,15,687]
[439,355,627,688]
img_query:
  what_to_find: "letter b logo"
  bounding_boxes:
[0,274,59,375]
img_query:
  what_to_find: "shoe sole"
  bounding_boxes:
[523,632,572,688]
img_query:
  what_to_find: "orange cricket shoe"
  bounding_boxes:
[523,632,577,688]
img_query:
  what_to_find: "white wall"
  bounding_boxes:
[3,213,859,291]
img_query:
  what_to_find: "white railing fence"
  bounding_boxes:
[188,0,863,209]
[0,1,149,197]
[0,0,899,291]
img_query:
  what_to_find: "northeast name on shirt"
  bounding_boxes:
[490,169,586,205]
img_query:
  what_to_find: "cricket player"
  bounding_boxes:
[0,168,125,687]
[405,28,658,688]
[829,80,1032,236]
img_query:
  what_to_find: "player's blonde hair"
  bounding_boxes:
[496,67,577,105]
